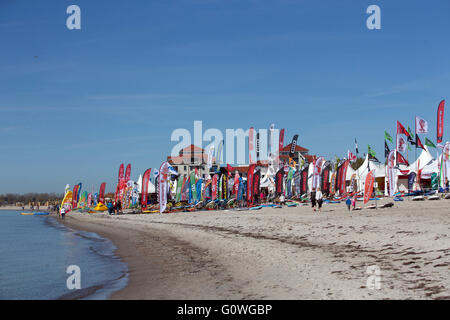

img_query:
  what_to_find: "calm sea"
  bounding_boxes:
[0,210,128,300]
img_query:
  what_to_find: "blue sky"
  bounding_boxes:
[1,0,450,193]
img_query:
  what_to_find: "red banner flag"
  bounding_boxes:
[246,164,256,204]
[364,170,375,204]
[233,172,240,198]
[279,128,285,157]
[437,100,445,143]
[211,174,218,200]
[397,121,410,137]
[125,164,131,182]
[99,182,106,204]
[72,184,79,208]
[118,163,124,181]
[141,169,151,209]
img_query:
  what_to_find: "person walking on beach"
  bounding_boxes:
[316,188,323,212]
[345,196,352,211]
[310,188,317,211]
[107,201,113,215]
[60,207,66,220]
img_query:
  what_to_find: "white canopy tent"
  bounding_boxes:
[136,174,156,194]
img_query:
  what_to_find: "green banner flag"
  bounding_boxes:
[384,131,393,143]
[368,145,376,157]
[190,171,197,202]
[431,173,438,190]
[425,138,436,148]
[175,175,184,202]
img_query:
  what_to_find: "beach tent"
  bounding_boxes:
[405,146,437,178]
[394,146,438,192]
[136,174,156,194]
[353,155,386,192]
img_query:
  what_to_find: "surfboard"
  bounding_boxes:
[393,197,403,201]
[412,195,425,201]
[20,212,33,215]
[428,195,440,200]
[249,206,262,210]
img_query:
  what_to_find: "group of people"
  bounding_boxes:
[309,188,324,212]
[106,200,121,215]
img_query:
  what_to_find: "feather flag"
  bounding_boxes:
[278,128,285,164]
[355,139,359,154]
[363,170,375,204]
[141,169,151,208]
[289,135,299,158]
[158,162,170,213]
[437,100,445,143]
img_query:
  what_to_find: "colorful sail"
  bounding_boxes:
[60,190,73,214]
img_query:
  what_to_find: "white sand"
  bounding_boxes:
[63,198,449,300]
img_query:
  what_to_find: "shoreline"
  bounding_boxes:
[61,212,247,299]
[57,198,450,300]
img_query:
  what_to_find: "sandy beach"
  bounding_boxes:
[59,198,449,300]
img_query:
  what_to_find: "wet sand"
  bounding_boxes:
[61,198,449,300]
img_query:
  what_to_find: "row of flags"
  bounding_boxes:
[346,100,445,169]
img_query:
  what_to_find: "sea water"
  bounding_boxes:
[0,210,128,299]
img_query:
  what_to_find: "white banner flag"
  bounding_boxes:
[397,135,407,153]
[415,116,429,134]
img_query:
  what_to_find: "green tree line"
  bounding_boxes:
[0,193,64,206]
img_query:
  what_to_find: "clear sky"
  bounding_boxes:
[1,0,450,193]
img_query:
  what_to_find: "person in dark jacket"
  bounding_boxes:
[310,188,317,211]
[107,201,114,215]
